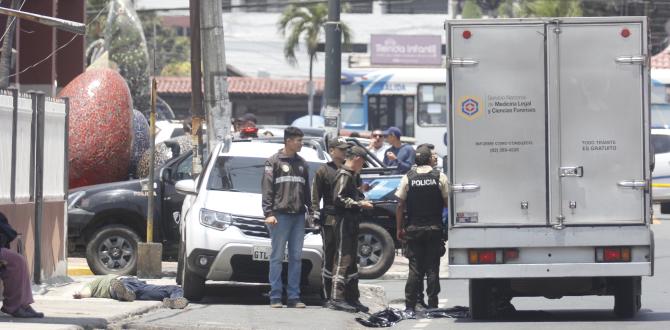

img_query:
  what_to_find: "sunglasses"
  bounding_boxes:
[372,134,386,138]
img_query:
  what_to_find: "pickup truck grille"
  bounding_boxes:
[232,215,270,238]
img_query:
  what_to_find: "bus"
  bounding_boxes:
[340,68,448,155]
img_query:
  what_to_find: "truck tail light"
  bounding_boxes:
[468,249,502,264]
[596,247,632,262]
[504,248,519,261]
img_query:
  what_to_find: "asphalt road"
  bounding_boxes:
[121,220,670,330]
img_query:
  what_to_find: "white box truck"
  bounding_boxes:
[446,17,654,319]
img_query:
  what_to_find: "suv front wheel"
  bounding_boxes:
[357,222,395,279]
[181,248,205,301]
[85,225,140,275]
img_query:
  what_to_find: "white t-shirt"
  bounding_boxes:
[368,144,389,162]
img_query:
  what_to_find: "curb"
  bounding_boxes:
[67,267,94,276]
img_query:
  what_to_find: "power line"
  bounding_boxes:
[0,0,27,44]
[6,4,107,80]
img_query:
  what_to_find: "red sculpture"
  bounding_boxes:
[60,68,133,188]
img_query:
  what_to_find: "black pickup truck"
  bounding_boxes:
[67,149,194,275]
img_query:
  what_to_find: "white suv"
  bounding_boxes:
[175,138,327,300]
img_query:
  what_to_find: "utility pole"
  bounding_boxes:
[0,0,20,88]
[137,77,162,278]
[190,0,204,175]
[323,0,342,138]
[201,0,232,144]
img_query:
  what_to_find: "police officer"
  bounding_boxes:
[311,137,350,301]
[395,146,449,313]
[329,146,373,313]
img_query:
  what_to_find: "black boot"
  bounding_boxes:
[326,299,358,313]
[347,299,369,313]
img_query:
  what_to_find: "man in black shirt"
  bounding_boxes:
[311,137,349,301]
[395,146,449,313]
[329,146,373,313]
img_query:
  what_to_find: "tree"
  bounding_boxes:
[277,4,352,122]
[477,0,504,17]
[515,0,582,17]
[462,0,483,18]
[139,11,191,76]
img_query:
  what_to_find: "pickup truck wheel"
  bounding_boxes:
[469,279,494,319]
[86,225,140,276]
[613,277,641,318]
[176,240,184,285]
[357,223,395,279]
[181,249,205,301]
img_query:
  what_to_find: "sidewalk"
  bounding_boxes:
[1,276,175,330]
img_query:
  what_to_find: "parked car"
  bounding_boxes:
[175,138,328,300]
[652,128,670,212]
[67,146,193,275]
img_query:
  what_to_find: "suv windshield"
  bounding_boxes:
[207,156,321,194]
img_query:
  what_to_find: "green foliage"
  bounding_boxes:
[140,11,191,75]
[277,4,352,78]
[462,0,483,18]
[161,61,191,77]
[105,0,151,113]
[515,0,582,18]
[86,0,109,45]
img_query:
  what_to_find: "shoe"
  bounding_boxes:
[403,307,416,318]
[326,299,357,313]
[287,299,306,308]
[7,306,44,318]
[270,298,283,308]
[347,299,369,313]
[110,279,135,302]
[163,297,189,309]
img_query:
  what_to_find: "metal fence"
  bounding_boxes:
[0,88,69,284]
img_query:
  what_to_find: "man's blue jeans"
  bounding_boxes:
[119,277,183,300]
[268,212,305,300]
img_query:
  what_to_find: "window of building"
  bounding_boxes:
[417,84,446,127]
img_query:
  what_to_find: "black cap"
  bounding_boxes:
[415,146,432,165]
[348,146,367,158]
[329,137,349,149]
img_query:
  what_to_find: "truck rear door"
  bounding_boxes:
[448,22,549,226]
[548,20,648,225]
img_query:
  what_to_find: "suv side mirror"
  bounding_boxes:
[175,179,197,195]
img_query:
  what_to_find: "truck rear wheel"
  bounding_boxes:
[181,249,205,301]
[469,279,494,319]
[357,223,395,279]
[613,276,641,318]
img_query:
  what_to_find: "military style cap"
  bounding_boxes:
[329,137,349,149]
[348,146,367,158]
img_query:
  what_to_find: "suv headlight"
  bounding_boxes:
[200,208,234,230]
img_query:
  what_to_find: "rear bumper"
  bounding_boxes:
[448,262,651,278]
[447,225,654,279]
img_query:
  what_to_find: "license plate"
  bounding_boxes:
[252,246,289,262]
